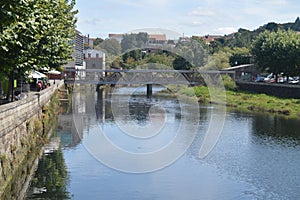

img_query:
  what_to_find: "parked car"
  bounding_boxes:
[278,76,299,84]
[255,76,266,82]
[288,77,299,84]
[264,73,276,83]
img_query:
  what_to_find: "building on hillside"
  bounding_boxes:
[148,34,167,45]
[108,33,169,45]
[108,34,124,43]
[192,35,223,44]
[179,36,191,43]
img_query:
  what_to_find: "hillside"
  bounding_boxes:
[212,17,300,49]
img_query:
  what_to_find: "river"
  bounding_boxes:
[26,86,300,199]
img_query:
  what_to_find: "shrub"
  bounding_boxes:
[222,75,237,91]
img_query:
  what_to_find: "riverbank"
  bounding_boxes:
[166,85,300,119]
[0,81,64,199]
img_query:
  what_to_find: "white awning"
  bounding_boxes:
[28,70,47,78]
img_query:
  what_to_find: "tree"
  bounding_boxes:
[173,56,192,70]
[121,34,137,52]
[174,38,208,68]
[93,37,104,46]
[229,47,251,66]
[121,32,149,52]
[135,32,148,47]
[98,38,121,56]
[251,30,300,80]
[0,0,77,101]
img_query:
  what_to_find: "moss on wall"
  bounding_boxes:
[0,90,62,199]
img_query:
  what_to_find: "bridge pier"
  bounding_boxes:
[147,84,152,98]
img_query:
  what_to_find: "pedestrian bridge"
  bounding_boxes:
[64,69,234,86]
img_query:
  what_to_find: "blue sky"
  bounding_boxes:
[74,0,300,39]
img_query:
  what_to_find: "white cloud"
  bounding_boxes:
[188,7,216,17]
[214,27,238,35]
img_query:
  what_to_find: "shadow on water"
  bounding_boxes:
[252,113,300,145]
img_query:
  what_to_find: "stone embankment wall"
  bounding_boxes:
[236,81,300,99]
[0,82,63,199]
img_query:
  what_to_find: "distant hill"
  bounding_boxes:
[212,17,300,50]
[257,17,300,32]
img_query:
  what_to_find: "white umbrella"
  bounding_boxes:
[36,71,47,78]
[28,70,47,78]
[48,70,61,75]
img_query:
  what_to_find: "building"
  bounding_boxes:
[148,34,167,45]
[74,30,84,66]
[108,33,168,45]
[63,29,84,79]
[222,64,258,81]
[108,34,124,43]
[84,34,94,49]
[83,49,105,69]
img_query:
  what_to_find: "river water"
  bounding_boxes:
[26,86,300,199]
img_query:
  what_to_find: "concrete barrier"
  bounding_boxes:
[236,81,300,99]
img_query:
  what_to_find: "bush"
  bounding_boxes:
[222,75,237,90]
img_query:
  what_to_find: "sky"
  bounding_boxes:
[74,0,300,39]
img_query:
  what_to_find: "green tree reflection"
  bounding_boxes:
[27,148,70,199]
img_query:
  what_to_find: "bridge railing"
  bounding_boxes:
[63,69,235,85]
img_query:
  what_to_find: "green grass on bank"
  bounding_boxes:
[225,90,300,118]
[164,85,300,119]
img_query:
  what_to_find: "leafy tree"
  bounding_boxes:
[173,56,192,70]
[0,0,77,101]
[98,38,121,56]
[251,30,300,80]
[174,39,208,69]
[229,47,251,66]
[93,37,104,46]
[135,32,148,47]
[121,34,137,52]
[204,48,232,70]
[121,32,149,52]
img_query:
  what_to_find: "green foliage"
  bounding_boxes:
[229,47,251,66]
[204,48,232,70]
[251,29,300,76]
[121,32,149,52]
[210,18,300,54]
[174,39,209,68]
[97,38,121,56]
[93,37,104,46]
[222,75,237,90]
[29,149,70,199]
[0,0,77,80]
[173,56,192,70]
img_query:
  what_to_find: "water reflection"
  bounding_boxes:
[252,113,300,145]
[27,86,300,199]
[26,148,69,199]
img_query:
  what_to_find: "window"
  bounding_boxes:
[96,53,99,58]
[88,53,91,58]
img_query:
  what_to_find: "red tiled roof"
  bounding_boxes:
[149,34,167,41]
